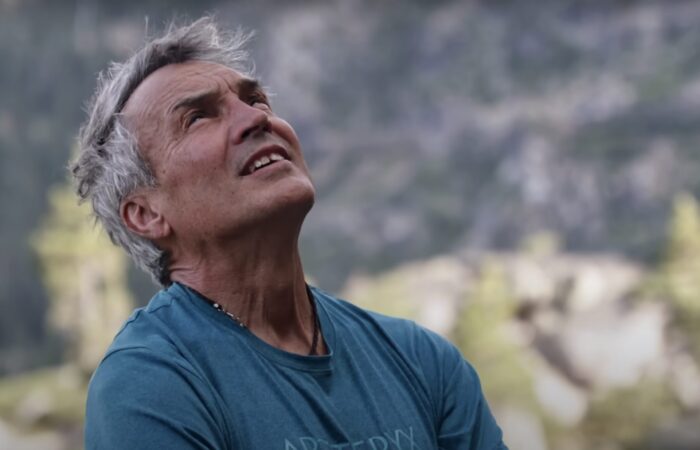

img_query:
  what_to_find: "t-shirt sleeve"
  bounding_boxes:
[85,346,229,450]
[437,351,508,450]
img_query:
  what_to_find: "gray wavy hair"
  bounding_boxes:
[71,17,253,286]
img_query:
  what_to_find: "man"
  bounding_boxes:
[74,17,507,449]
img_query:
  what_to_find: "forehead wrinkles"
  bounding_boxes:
[122,63,241,158]
[133,67,243,123]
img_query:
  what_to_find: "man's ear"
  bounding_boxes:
[120,193,171,241]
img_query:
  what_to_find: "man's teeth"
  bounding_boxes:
[250,153,284,173]
[255,156,270,169]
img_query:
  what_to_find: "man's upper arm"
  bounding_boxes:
[436,352,508,450]
[85,346,229,450]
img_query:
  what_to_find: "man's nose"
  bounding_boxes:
[229,98,271,145]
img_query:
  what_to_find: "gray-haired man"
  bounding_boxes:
[74,17,507,450]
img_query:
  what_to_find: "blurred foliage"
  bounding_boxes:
[0,365,86,431]
[645,193,700,360]
[32,182,134,375]
[342,270,421,321]
[519,231,562,258]
[575,380,680,450]
[660,194,700,313]
[0,177,133,444]
[451,260,536,409]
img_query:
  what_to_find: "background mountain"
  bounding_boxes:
[3,0,700,373]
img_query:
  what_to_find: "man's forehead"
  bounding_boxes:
[122,61,245,118]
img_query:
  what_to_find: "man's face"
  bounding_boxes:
[121,61,315,244]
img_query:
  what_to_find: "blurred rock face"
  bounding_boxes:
[343,248,692,449]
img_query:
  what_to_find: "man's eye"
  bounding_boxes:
[185,111,206,128]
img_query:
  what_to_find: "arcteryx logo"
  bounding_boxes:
[284,427,420,449]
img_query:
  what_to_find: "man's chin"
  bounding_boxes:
[272,175,314,205]
[277,184,315,218]
[253,179,315,221]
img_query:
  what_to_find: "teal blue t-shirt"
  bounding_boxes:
[85,283,507,449]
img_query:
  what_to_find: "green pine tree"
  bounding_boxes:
[32,182,134,375]
[651,193,700,360]
[451,260,535,408]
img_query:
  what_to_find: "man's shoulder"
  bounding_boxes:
[103,285,190,358]
[312,286,464,371]
[88,286,204,402]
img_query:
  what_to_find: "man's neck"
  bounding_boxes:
[168,233,324,355]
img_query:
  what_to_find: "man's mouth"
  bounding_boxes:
[242,145,290,175]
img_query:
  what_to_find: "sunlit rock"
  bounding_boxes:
[496,406,548,450]
[532,356,588,426]
[557,302,667,389]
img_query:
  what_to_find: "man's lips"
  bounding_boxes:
[240,144,291,176]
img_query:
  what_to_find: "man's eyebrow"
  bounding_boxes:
[169,89,221,114]
[237,78,264,96]
[169,78,265,115]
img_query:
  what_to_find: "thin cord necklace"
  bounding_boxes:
[308,286,320,356]
[203,285,320,356]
